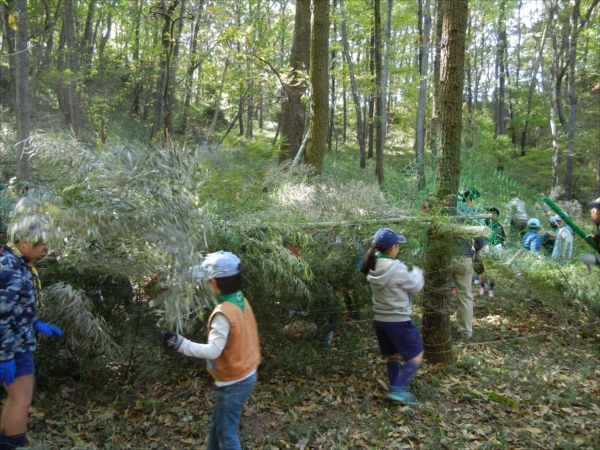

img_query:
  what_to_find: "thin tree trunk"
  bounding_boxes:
[80,0,95,77]
[415,0,431,190]
[206,60,229,143]
[167,0,186,135]
[340,0,366,168]
[374,0,384,184]
[424,0,469,366]
[64,0,81,137]
[14,0,30,180]
[429,0,443,166]
[342,81,347,143]
[549,0,560,197]
[381,0,392,144]
[368,30,375,159]
[327,0,337,153]
[564,0,580,200]
[494,0,506,139]
[97,14,112,83]
[304,0,329,174]
[520,21,547,155]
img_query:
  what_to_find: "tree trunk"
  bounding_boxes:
[381,0,392,144]
[340,0,366,168]
[279,0,311,163]
[206,60,229,143]
[429,0,443,166]
[64,0,81,137]
[342,81,347,143]
[423,0,469,365]
[14,0,30,180]
[415,0,431,190]
[327,0,337,153]
[549,0,560,197]
[520,22,547,155]
[97,14,112,83]
[564,0,580,201]
[374,0,384,184]
[167,0,186,136]
[132,0,142,115]
[304,0,329,174]
[368,30,375,159]
[494,0,506,139]
[79,0,95,77]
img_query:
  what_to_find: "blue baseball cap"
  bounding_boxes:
[550,212,568,222]
[373,228,406,251]
[588,197,600,209]
[191,251,242,279]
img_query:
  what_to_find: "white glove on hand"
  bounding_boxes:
[579,253,599,273]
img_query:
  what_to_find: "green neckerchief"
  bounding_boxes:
[217,290,245,311]
[375,251,391,259]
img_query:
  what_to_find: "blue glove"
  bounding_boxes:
[0,360,16,386]
[34,321,63,337]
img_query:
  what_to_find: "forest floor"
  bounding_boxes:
[17,286,600,449]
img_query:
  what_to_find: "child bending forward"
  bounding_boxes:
[163,251,260,450]
[361,228,424,406]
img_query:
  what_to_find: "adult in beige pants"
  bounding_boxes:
[451,256,474,339]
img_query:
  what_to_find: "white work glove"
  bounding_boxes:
[579,253,599,274]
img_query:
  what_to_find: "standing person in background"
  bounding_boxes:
[457,186,481,216]
[478,207,507,298]
[361,228,424,406]
[506,192,529,236]
[1,216,63,450]
[580,197,600,271]
[551,214,574,262]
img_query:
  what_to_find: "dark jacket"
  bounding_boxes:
[0,245,40,361]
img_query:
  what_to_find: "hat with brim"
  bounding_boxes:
[550,212,568,223]
[190,250,241,279]
[588,197,600,209]
[373,228,406,251]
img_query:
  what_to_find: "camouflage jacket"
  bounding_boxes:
[0,245,39,361]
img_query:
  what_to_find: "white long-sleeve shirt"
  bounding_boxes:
[177,312,256,386]
[506,197,528,222]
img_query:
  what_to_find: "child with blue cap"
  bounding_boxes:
[360,228,424,406]
[163,251,260,450]
[521,218,542,254]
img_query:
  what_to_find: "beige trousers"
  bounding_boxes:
[451,256,474,337]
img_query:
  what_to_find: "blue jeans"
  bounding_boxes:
[206,372,257,450]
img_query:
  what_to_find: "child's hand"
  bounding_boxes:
[162,332,184,351]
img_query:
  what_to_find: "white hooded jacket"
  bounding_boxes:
[367,258,424,322]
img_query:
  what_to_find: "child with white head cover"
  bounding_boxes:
[163,250,260,450]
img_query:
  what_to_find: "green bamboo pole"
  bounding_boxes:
[542,196,596,251]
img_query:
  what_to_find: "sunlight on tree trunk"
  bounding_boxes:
[423,0,469,365]
[304,0,329,175]
[14,0,30,181]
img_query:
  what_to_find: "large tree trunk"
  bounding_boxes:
[374,0,384,184]
[423,0,469,365]
[64,0,81,137]
[14,0,30,180]
[304,0,329,174]
[340,0,366,168]
[279,0,311,163]
[415,0,431,190]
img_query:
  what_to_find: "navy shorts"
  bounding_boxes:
[374,320,423,361]
[14,351,35,377]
